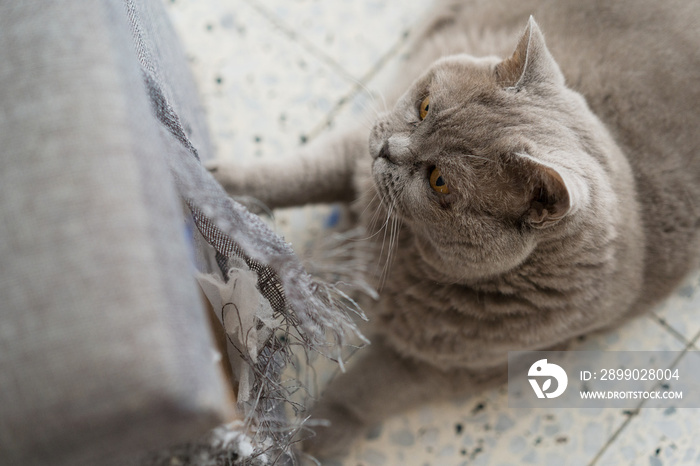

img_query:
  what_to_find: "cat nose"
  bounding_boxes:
[377,141,393,162]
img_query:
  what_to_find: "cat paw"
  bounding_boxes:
[303,402,365,460]
[204,160,237,191]
[205,160,270,214]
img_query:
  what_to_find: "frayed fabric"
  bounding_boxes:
[123,0,367,462]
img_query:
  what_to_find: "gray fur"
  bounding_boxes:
[209,0,700,458]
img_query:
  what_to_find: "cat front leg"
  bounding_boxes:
[303,337,505,459]
[206,127,369,210]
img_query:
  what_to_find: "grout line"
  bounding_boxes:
[240,0,434,145]
[239,0,414,144]
[587,341,695,465]
[647,311,693,347]
[239,0,359,86]
[586,409,638,466]
[303,0,435,143]
[687,328,700,348]
[302,29,412,142]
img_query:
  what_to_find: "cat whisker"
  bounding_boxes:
[362,200,384,240]
[356,91,384,118]
[459,153,494,164]
[387,216,403,287]
[377,90,388,114]
[357,191,378,218]
[366,194,382,239]
[350,98,384,131]
[350,78,388,115]
[379,213,399,291]
[372,200,395,283]
[377,200,404,292]
[361,185,393,241]
[390,215,402,270]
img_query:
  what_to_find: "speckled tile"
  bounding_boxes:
[249,0,432,80]
[164,0,424,250]
[650,269,700,345]
[323,313,685,466]
[595,406,700,466]
[592,349,700,466]
[165,0,354,249]
[166,0,352,161]
[317,21,425,146]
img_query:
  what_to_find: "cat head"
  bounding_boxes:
[369,17,600,282]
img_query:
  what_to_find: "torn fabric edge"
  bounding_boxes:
[126,0,367,459]
[174,153,368,462]
[189,203,286,315]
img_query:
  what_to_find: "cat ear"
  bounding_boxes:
[515,154,588,228]
[496,16,565,89]
[527,164,571,228]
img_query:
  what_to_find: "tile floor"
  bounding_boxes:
[163,1,700,464]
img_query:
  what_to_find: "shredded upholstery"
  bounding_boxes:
[124,1,370,463]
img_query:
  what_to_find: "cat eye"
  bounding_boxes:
[429,167,449,194]
[419,96,430,120]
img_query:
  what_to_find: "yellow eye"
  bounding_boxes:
[429,167,449,194]
[419,96,430,120]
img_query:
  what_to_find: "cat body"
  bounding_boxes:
[209,0,700,457]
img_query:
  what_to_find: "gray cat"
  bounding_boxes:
[208,0,700,458]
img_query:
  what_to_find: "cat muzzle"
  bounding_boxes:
[376,141,394,163]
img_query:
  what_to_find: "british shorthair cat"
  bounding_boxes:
[209,0,700,457]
